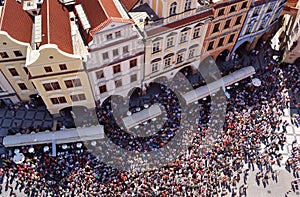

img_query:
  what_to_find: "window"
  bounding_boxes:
[166,37,174,48]
[224,19,231,29]
[13,51,23,57]
[212,23,220,33]
[176,53,184,63]
[241,1,247,9]
[43,82,61,91]
[113,65,121,74]
[103,52,109,60]
[78,94,86,101]
[218,8,225,16]
[153,42,160,53]
[43,83,52,91]
[259,17,269,30]
[169,2,177,16]
[193,28,200,39]
[59,64,67,70]
[228,34,235,43]
[184,0,192,11]
[235,16,242,26]
[0,52,8,58]
[106,34,113,40]
[245,26,252,34]
[229,5,236,13]
[51,97,67,105]
[44,66,52,72]
[218,37,225,47]
[267,6,273,13]
[180,32,188,43]
[164,57,171,67]
[96,70,104,79]
[18,83,27,90]
[8,68,19,76]
[123,46,129,54]
[71,94,86,102]
[113,49,119,57]
[152,62,159,72]
[50,98,59,105]
[253,8,259,16]
[115,31,121,38]
[188,49,195,59]
[99,85,107,94]
[64,79,82,88]
[52,82,61,90]
[115,79,122,88]
[130,59,137,68]
[207,41,214,51]
[130,74,137,82]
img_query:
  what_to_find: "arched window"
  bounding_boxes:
[184,0,192,11]
[169,2,177,16]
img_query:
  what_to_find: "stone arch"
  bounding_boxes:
[127,87,142,98]
[233,40,252,58]
[216,49,230,62]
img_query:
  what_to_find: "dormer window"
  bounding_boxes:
[115,31,121,38]
[106,34,113,41]
[169,2,177,16]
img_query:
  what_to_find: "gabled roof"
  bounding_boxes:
[76,0,133,43]
[0,0,33,43]
[119,0,140,11]
[40,0,73,54]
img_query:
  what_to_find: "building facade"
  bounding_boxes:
[0,69,19,106]
[232,0,286,56]
[121,0,213,87]
[78,0,144,104]
[0,0,37,103]
[274,0,300,63]
[202,0,251,61]
[0,0,95,116]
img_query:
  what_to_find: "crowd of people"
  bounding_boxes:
[0,40,299,196]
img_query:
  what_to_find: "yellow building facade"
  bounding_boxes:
[0,32,37,102]
[26,44,95,116]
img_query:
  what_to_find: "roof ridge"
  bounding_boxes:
[97,0,109,19]
[46,0,50,44]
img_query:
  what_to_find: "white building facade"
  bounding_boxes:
[232,0,286,55]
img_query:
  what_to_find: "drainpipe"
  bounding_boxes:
[141,37,146,94]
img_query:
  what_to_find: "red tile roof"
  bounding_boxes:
[40,0,73,54]
[0,0,33,43]
[146,9,214,37]
[76,0,133,43]
[119,0,139,11]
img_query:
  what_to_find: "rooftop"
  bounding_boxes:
[129,3,212,36]
[39,0,73,54]
[119,0,139,11]
[0,0,33,43]
[76,0,133,43]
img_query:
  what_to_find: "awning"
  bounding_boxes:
[122,104,162,129]
[183,66,255,104]
[3,125,104,147]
